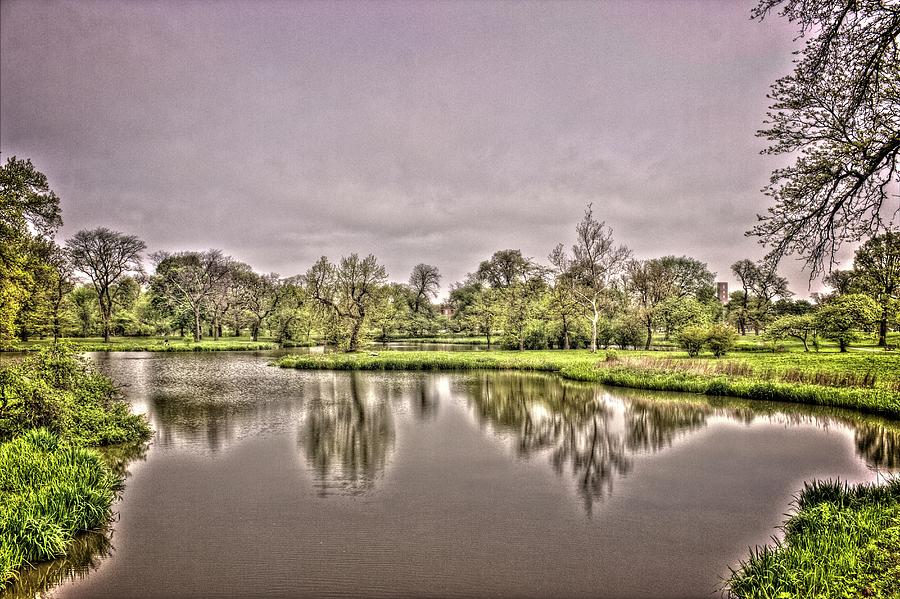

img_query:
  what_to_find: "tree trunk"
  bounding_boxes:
[251,321,260,342]
[644,317,652,350]
[590,313,599,353]
[878,306,888,347]
[193,310,201,342]
[348,319,362,352]
[562,315,570,350]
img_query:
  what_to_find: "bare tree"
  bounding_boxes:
[66,227,146,342]
[408,263,441,314]
[551,205,631,352]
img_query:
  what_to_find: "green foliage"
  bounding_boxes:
[0,157,64,346]
[0,346,151,445]
[0,429,121,587]
[727,478,900,599]
[611,315,644,350]
[706,323,737,358]
[815,294,879,352]
[676,325,707,357]
[766,314,818,352]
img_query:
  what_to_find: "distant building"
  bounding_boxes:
[717,282,729,303]
[440,304,455,318]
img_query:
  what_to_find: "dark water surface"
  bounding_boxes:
[7,351,899,598]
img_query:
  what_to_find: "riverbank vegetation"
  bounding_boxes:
[0,347,151,587]
[726,479,900,599]
[278,349,900,418]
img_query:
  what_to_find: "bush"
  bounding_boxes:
[706,323,737,358]
[676,325,707,357]
[611,316,645,350]
[0,345,151,445]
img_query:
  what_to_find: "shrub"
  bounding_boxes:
[676,325,707,357]
[706,323,737,358]
[611,316,645,350]
[0,345,151,445]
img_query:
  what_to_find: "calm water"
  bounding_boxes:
[7,352,899,598]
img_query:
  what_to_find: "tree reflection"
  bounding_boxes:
[855,423,900,469]
[299,372,395,496]
[464,374,715,511]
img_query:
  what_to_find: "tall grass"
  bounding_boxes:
[0,429,120,587]
[726,478,900,598]
[0,346,151,588]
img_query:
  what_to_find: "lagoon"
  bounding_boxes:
[8,351,898,598]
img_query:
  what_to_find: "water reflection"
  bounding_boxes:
[299,372,395,495]
[462,373,900,511]
[4,532,113,599]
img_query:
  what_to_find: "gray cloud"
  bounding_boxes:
[2,0,831,295]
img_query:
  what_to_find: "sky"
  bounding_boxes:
[1,0,838,298]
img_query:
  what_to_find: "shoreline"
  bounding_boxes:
[276,350,900,420]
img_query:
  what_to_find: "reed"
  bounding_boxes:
[726,478,900,598]
[0,429,120,587]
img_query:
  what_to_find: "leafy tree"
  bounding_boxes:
[0,157,63,345]
[476,250,546,351]
[371,283,412,340]
[306,254,387,351]
[626,255,715,349]
[767,313,818,351]
[657,296,713,340]
[610,314,645,350]
[852,231,900,346]
[66,228,146,342]
[814,293,879,351]
[730,259,792,334]
[823,269,858,296]
[550,205,631,352]
[750,0,900,276]
[70,285,98,337]
[705,323,738,358]
[676,325,708,357]
[149,249,231,342]
[408,264,441,315]
[236,270,287,341]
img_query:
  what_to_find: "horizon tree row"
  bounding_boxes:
[3,156,897,351]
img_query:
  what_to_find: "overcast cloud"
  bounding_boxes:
[1,0,836,297]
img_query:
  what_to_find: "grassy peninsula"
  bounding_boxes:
[0,347,151,587]
[277,348,900,418]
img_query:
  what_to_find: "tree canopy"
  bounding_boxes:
[750,0,900,276]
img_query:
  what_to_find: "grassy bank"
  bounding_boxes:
[0,430,121,585]
[4,336,279,353]
[277,349,900,418]
[0,348,151,587]
[726,479,900,598]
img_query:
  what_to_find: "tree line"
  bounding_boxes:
[2,156,897,352]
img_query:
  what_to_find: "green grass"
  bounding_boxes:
[277,348,900,418]
[4,336,279,352]
[386,336,490,345]
[726,478,900,599]
[0,347,151,588]
[0,429,121,588]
